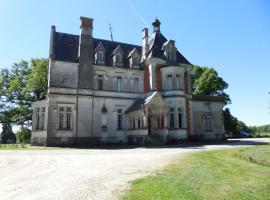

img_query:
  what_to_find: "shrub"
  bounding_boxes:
[16,128,31,144]
[0,123,16,144]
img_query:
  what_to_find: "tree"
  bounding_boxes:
[223,108,238,134]
[0,58,48,130]
[0,122,16,143]
[16,128,31,144]
[191,66,231,104]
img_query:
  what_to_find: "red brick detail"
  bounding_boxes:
[144,65,150,92]
[184,70,189,94]
[80,16,93,28]
[184,69,191,137]
[156,65,163,91]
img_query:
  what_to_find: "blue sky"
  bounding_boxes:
[0,0,269,126]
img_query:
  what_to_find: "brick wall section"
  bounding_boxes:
[144,65,150,92]
[184,69,191,137]
[156,65,163,91]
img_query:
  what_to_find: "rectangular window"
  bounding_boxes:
[117,109,123,130]
[98,51,104,62]
[59,113,64,129]
[176,74,181,89]
[117,76,122,91]
[167,74,173,90]
[204,115,212,131]
[98,74,103,90]
[178,107,183,128]
[40,108,45,130]
[35,107,45,130]
[134,77,139,93]
[169,107,175,128]
[58,106,72,130]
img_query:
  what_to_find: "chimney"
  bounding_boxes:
[152,18,161,33]
[78,17,94,89]
[141,28,149,61]
[49,25,56,60]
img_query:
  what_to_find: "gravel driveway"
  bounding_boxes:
[0,138,269,200]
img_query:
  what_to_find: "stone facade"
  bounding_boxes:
[31,17,225,146]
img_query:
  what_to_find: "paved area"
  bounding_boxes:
[0,138,269,200]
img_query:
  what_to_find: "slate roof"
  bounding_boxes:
[53,30,191,66]
[125,98,145,113]
[147,32,191,65]
[54,32,142,68]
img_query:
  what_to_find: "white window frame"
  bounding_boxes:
[204,114,213,131]
[169,107,175,128]
[57,105,74,130]
[97,74,103,90]
[117,76,122,91]
[35,107,46,130]
[134,77,139,93]
[176,74,181,90]
[167,74,173,90]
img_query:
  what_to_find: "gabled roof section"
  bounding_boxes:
[147,32,191,65]
[128,48,139,58]
[125,91,169,113]
[95,42,105,52]
[112,45,124,55]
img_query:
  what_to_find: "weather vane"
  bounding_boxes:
[109,23,113,41]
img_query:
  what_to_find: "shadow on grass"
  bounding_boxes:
[37,138,269,150]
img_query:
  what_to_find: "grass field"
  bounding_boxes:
[122,145,270,200]
[256,132,270,137]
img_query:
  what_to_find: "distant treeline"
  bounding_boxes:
[249,124,270,133]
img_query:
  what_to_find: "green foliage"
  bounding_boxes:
[191,65,231,104]
[223,108,238,133]
[16,128,31,144]
[223,108,252,134]
[249,124,270,134]
[122,145,270,200]
[0,58,48,128]
[0,123,16,144]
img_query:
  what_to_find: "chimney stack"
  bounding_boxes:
[78,16,94,89]
[141,28,149,61]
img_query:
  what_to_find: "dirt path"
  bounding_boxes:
[0,138,268,200]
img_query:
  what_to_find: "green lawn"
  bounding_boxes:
[0,144,66,150]
[256,132,270,137]
[122,145,270,200]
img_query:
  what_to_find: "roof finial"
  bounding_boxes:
[109,23,113,41]
[152,18,161,33]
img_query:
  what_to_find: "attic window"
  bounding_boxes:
[128,48,140,69]
[113,45,124,67]
[95,42,106,65]
[162,40,177,63]
[97,51,105,64]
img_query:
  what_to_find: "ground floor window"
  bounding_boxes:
[58,106,73,130]
[169,107,175,128]
[35,107,45,130]
[117,109,123,130]
[204,114,212,131]
[178,108,183,128]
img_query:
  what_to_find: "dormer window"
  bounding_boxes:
[95,42,106,65]
[112,45,124,67]
[116,54,122,63]
[162,40,177,63]
[128,48,141,69]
